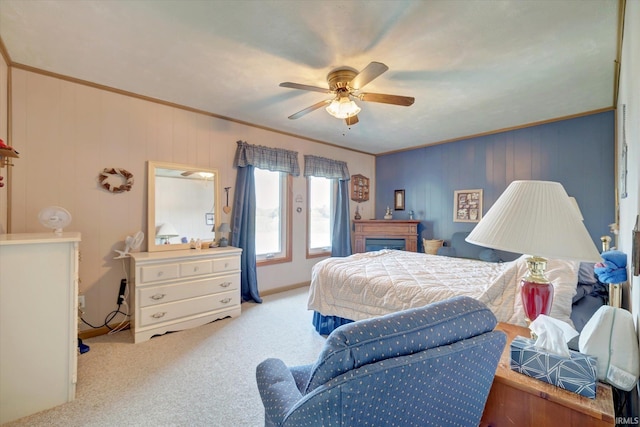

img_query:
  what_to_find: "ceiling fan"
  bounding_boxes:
[280,61,414,125]
[181,170,214,179]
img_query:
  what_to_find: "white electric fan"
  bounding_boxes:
[114,231,144,259]
[38,206,72,235]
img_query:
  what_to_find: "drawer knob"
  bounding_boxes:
[157,271,164,277]
[220,297,232,304]
[220,282,231,288]
[224,262,229,268]
[151,312,166,319]
[150,293,166,300]
[194,267,199,272]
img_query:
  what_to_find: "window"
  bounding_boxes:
[307,176,334,257]
[255,168,291,264]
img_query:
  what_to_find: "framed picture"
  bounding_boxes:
[453,189,483,223]
[205,212,214,226]
[394,190,405,210]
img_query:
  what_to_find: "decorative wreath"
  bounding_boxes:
[99,168,134,193]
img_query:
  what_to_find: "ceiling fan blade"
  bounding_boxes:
[279,82,331,94]
[181,171,195,176]
[349,62,389,90]
[358,92,415,106]
[345,115,359,126]
[288,99,331,120]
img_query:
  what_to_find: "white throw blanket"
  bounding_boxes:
[308,250,580,326]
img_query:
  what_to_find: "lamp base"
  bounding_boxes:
[521,256,554,324]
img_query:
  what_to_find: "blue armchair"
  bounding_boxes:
[256,296,506,427]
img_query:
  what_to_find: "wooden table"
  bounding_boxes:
[480,322,615,427]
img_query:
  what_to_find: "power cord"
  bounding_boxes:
[79,258,131,334]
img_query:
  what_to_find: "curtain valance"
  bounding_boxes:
[234,140,300,176]
[303,155,350,180]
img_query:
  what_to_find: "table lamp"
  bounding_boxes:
[156,223,179,245]
[466,181,601,323]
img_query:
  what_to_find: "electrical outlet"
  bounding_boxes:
[78,295,86,310]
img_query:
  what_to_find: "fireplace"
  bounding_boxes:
[365,238,406,252]
[353,220,419,253]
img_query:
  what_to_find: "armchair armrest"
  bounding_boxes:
[256,358,304,424]
[289,364,313,393]
[436,246,456,257]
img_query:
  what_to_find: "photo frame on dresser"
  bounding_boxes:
[453,189,483,222]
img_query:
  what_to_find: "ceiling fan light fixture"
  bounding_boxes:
[197,171,214,179]
[325,97,361,119]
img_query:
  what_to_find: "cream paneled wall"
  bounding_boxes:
[618,1,639,334]
[9,69,375,331]
[0,50,8,232]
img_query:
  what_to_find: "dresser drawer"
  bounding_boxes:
[180,259,213,277]
[139,290,239,327]
[140,263,180,283]
[138,274,240,307]
[213,256,240,272]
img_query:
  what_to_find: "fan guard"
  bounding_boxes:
[38,206,72,235]
[114,230,144,259]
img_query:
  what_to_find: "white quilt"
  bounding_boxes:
[308,250,580,327]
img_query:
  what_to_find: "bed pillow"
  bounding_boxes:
[578,262,598,285]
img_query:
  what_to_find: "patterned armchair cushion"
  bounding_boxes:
[281,331,505,427]
[256,296,506,427]
[303,295,497,394]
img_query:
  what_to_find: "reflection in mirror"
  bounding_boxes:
[147,161,219,252]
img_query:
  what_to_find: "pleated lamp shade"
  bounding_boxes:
[156,222,179,239]
[466,181,601,263]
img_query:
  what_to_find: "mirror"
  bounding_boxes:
[147,161,219,252]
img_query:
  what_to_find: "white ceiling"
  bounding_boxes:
[0,0,619,155]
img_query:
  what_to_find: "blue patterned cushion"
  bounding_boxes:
[304,296,497,394]
[283,330,505,426]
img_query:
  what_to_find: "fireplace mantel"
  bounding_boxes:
[353,220,420,253]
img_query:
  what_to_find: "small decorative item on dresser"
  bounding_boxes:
[384,206,393,220]
[218,222,231,247]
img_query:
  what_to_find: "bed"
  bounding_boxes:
[308,249,606,335]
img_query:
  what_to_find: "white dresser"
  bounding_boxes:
[0,232,81,424]
[129,247,242,343]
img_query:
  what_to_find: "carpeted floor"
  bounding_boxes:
[4,286,326,427]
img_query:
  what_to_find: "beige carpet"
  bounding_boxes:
[4,286,326,427]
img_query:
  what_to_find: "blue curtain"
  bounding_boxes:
[303,155,351,257]
[331,179,352,257]
[231,165,261,303]
[234,140,299,175]
[232,141,300,303]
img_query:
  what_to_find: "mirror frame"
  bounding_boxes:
[147,160,220,252]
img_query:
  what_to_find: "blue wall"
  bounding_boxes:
[375,111,615,251]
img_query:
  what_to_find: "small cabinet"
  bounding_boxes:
[351,174,370,202]
[129,247,242,343]
[0,232,81,424]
